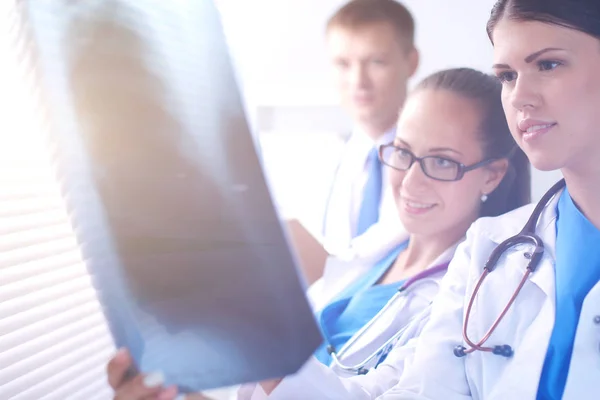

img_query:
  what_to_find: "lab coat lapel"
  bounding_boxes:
[522,189,562,302]
[476,190,562,399]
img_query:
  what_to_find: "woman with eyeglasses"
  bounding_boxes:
[106,67,530,400]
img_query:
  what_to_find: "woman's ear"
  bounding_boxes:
[481,158,509,196]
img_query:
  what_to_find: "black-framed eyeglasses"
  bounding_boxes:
[378,143,497,182]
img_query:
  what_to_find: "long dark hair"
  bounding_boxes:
[487,0,600,43]
[414,68,531,217]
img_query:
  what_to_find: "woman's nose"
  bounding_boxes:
[510,75,541,111]
[400,160,429,190]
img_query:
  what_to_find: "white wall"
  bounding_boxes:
[218,0,563,204]
[220,0,499,106]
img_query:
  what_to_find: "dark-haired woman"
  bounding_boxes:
[383,1,600,399]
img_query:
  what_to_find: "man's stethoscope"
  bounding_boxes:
[453,178,566,359]
[327,262,450,375]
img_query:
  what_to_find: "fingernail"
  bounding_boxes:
[143,371,165,388]
[115,348,128,359]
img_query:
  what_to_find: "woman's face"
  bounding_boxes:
[492,19,600,174]
[388,89,507,240]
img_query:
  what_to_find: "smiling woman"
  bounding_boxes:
[379,1,600,399]
[398,68,531,219]
[488,1,600,174]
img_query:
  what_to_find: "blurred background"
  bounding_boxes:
[27,0,562,225]
[215,0,562,213]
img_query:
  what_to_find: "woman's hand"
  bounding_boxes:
[106,348,181,400]
[105,348,235,399]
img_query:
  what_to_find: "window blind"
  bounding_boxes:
[0,2,115,399]
[2,1,252,399]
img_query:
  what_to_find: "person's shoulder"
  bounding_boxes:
[445,204,537,278]
[470,203,536,244]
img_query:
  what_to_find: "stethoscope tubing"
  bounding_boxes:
[455,179,566,359]
[328,266,447,374]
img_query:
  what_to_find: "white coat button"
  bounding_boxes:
[594,315,600,325]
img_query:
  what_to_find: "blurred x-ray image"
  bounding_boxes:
[27,0,321,392]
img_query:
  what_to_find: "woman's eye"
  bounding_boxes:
[434,158,454,168]
[497,71,517,83]
[538,60,561,71]
[396,148,411,158]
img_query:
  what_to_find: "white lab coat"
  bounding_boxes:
[287,129,407,264]
[237,240,462,400]
[381,188,600,399]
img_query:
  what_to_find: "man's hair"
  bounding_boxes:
[326,0,415,47]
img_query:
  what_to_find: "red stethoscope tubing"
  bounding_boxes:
[454,178,566,359]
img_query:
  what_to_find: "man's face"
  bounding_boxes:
[327,22,417,132]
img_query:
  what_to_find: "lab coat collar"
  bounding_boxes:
[477,187,564,300]
[528,188,562,301]
[350,125,397,150]
[430,237,464,270]
[312,233,462,311]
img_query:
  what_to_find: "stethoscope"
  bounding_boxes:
[453,178,566,359]
[326,262,449,375]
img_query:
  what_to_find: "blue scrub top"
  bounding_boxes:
[313,242,408,365]
[536,188,600,399]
